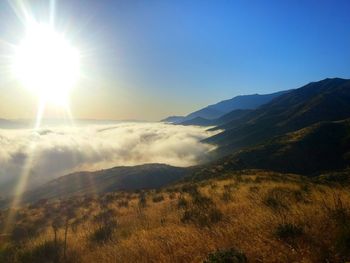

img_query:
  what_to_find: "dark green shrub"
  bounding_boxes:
[152,195,165,203]
[235,175,243,183]
[94,209,117,225]
[221,191,232,202]
[221,185,234,202]
[138,193,147,208]
[335,225,350,260]
[264,194,286,210]
[299,183,310,193]
[324,195,350,260]
[117,200,129,208]
[254,176,263,184]
[249,186,259,193]
[263,187,306,210]
[210,183,218,189]
[275,223,304,241]
[19,240,64,263]
[181,191,222,227]
[0,245,16,263]
[209,208,223,223]
[11,225,30,244]
[91,221,117,243]
[181,185,199,196]
[181,205,222,227]
[192,195,214,209]
[204,248,247,263]
[92,209,118,243]
[177,196,188,209]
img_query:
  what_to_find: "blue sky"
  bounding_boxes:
[0,0,349,120]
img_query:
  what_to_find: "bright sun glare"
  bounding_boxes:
[13,23,80,106]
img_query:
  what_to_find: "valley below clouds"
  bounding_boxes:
[0,122,217,195]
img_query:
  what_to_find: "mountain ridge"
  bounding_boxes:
[206,78,350,155]
[162,90,291,124]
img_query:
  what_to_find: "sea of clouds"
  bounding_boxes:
[0,122,218,194]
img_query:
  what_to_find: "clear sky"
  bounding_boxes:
[0,0,349,121]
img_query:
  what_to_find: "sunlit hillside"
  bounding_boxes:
[1,170,350,263]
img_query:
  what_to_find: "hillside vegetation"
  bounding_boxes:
[1,170,350,262]
[207,78,350,155]
[23,164,190,203]
[193,118,350,178]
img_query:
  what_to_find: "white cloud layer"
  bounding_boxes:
[0,122,217,194]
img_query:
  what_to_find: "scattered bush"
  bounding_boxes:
[209,208,223,223]
[152,195,165,203]
[181,193,222,227]
[19,240,64,263]
[91,221,117,243]
[0,245,16,263]
[323,195,350,260]
[299,183,310,193]
[94,209,118,225]
[221,185,234,202]
[254,176,263,184]
[181,184,199,196]
[221,190,232,202]
[263,187,306,210]
[11,225,30,244]
[181,206,223,227]
[117,200,129,208]
[192,194,213,208]
[91,209,118,243]
[210,183,218,189]
[234,175,243,183]
[204,248,247,263]
[177,196,188,209]
[249,186,260,193]
[275,223,304,241]
[103,193,118,203]
[326,195,350,225]
[138,193,147,208]
[335,225,350,260]
[3,173,350,262]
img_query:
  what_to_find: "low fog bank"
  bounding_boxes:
[0,122,218,195]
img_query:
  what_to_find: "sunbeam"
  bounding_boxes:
[2,141,37,234]
[1,0,80,235]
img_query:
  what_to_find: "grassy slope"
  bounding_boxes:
[207,78,350,155]
[22,164,191,203]
[1,170,350,262]
[196,119,350,177]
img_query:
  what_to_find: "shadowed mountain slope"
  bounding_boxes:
[192,119,350,180]
[23,164,191,202]
[207,78,350,155]
[179,109,252,127]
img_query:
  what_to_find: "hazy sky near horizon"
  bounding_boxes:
[0,0,349,121]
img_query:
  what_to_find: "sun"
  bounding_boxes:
[13,23,80,106]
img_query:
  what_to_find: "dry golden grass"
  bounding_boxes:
[1,170,350,262]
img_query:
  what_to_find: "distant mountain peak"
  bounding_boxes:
[162,90,291,124]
